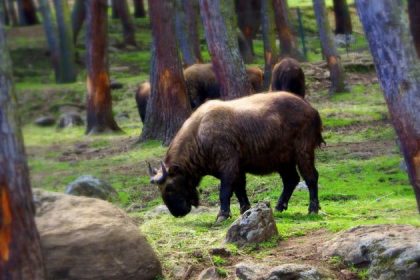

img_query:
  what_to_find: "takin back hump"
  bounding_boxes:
[270,58,306,98]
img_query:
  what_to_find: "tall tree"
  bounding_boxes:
[235,0,261,62]
[356,0,420,213]
[140,0,191,145]
[6,0,18,26]
[408,0,420,58]
[71,0,86,45]
[199,0,254,99]
[0,8,45,278]
[111,0,119,19]
[313,0,347,93]
[175,0,202,66]
[38,0,59,82]
[1,0,10,25]
[261,0,279,90]
[333,0,352,35]
[273,0,301,59]
[16,0,38,25]
[114,0,137,46]
[133,0,146,18]
[85,0,120,135]
[183,0,203,63]
[53,0,77,83]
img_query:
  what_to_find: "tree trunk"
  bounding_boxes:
[184,0,203,63]
[71,0,86,45]
[313,0,347,93]
[333,0,352,35]
[273,0,301,59]
[356,0,420,213]
[16,0,39,25]
[0,11,45,278]
[53,0,77,83]
[114,0,136,46]
[38,0,59,82]
[133,0,146,18]
[199,0,254,99]
[85,0,121,135]
[140,0,191,145]
[237,28,254,64]
[175,0,201,66]
[111,0,119,19]
[6,0,18,26]
[408,0,420,58]
[1,0,10,25]
[261,0,279,90]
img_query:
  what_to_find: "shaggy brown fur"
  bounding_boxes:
[134,81,150,122]
[270,57,306,98]
[150,92,324,220]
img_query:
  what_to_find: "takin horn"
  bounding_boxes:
[147,162,156,177]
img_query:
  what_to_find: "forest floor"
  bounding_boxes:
[7,8,420,280]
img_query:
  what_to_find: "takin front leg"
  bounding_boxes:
[297,151,320,214]
[276,163,300,212]
[216,171,247,222]
[233,173,251,214]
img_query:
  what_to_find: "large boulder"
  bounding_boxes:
[34,189,162,280]
[225,202,278,246]
[58,112,84,128]
[65,175,118,201]
[320,224,420,280]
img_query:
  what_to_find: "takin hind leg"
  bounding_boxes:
[297,151,320,214]
[217,171,248,222]
[276,163,300,212]
[233,173,251,214]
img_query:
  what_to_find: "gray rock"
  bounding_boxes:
[34,189,162,280]
[320,224,420,280]
[65,175,118,201]
[35,116,55,127]
[225,202,278,246]
[110,80,124,89]
[197,267,221,280]
[235,262,265,280]
[144,204,213,218]
[58,112,84,128]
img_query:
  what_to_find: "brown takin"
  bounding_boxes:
[270,57,306,98]
[134,63,263,122]
[148,92,324,222]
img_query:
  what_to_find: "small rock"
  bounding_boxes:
[110,80,124,90]
[115,111,130,120]
[65,175,118,201]
[235,262,265,280]
[197,267,221,280]
[58,112,84,128]
[266,263,326,279]
[225,202,278,246]
[34,116,55,127]
[399,160,408,172]
[210,247,231,257]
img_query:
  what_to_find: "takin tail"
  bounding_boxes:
[312,111,326,148]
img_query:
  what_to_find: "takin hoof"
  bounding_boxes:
[215,211,231,223]
[308,203,320,214]
[275,202,288,212]
[240,204,251,214]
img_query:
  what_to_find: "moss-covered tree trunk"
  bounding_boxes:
[114,0,137,46]
[6,0,18,26]
[16,0,38,25]
[333,0,352,35]
[408,0,420,58]
[140,0,191,145]
[313,0,347,93]
[261,0,279,90]
[199,0,254,99]
[356,0,420,213]
[0,11,45,278]
[85,0,121,135]
[133,0,146,18]
[53,0,77,83]
[71,0,86,45]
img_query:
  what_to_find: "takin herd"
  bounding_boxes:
[143,57,324,222]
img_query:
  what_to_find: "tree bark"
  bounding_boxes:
[133,0,146,18]
[273,0,301,59]
[313,0,347,93]
[199,0,254,99]
[53,0,77,83]
[111,0,119,19]
[16,0,39,25]
[38,0,59,82]
[85,0,121,135]
[6,0,18,26]
[408,0,420,58]
[356,0,420,213]
[333,0,352,35]
[114,0,137,46]
[0,11,45,278]
[175,0,202,66]
[140,0,191,145]
[71,0,86,45]
[261,0,279,90]
[184,0,203,63]
[1,0,10,25]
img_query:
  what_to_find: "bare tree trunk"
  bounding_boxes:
[111,0,119,19]
[133,0,146,18]
[140,0,191,145]
[235,0,261,61]
[199,0,254,99]
[38,0,59,82]
[1,0,10,25]
[7,0,18,26]
[408,0,420,58]
[184,0,202,63]
[71,0,86,45]
[333,0,352,35]
[16,0,38,25]
[114,0,137,46]
[53,0,77,83]
[237,28,254,64]
[313,0,347,93]
[0,11,45,278]
[85,0,121,135]
[261,0,279,90]
[273,0,301,59]
[356,0,420,213]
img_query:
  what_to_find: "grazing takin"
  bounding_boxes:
[134,63,263,122]
[270,57,306,98]
[148,92,324,222]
